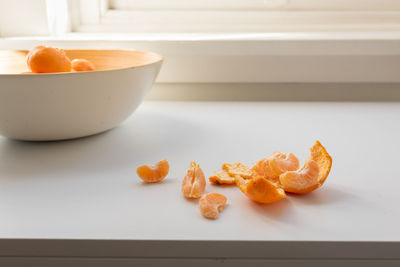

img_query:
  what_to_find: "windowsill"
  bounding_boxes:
[1,32,400,82]
[147,83,400,101]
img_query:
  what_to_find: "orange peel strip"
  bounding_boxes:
[222,162,254,179]
[209,171,236,185]
[310,140,332,186]
[235,175,286,204]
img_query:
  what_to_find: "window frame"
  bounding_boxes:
[1,0,400,83]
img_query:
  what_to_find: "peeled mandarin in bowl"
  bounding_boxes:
[26,46,71,73]
[71,58,96,72]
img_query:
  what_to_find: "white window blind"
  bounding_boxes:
[109,0,400,10]
[109,0,286,9]
[2,0,400,36]
[70,0,400,33]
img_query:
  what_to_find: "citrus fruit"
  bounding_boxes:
[136,159,170,183]
[279,141,332,194]
[71,58,96,72]
[235,174,286,204]
[182,161,206,198]
[252,152,299,183]
[26,46,71,73]
[209,171,235,185]
[199,193,227,219]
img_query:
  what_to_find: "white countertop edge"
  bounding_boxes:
[0,239,399,259]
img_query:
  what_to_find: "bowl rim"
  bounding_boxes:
[0,49,163,76]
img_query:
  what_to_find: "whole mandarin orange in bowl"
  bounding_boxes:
[0,49,163,141]
[26,46,72,73]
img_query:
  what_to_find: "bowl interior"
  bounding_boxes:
[0,49,163,74]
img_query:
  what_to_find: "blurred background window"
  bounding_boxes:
[1,0,400,37]
[1,0,400,85]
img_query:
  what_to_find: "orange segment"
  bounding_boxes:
[182,161,206,199]
[280,159,319,194]
[235,175,286,204]
[279,141,332,194]
[26,46,71,73]
[209,171,235,185]
[269,152,300,177]
[252,152,299,183]
[251,156,278,183]
[199,193,227,219]
[136,159,169,183]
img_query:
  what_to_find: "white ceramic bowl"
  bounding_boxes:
[0,49,163,141]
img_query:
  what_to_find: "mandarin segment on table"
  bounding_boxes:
[182,161,206,199]
[280,159,320,194]
[136,159,170,183]
[253,152,300,184]
[199,193,227,220]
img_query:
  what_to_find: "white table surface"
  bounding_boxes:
[1,101,400,262]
